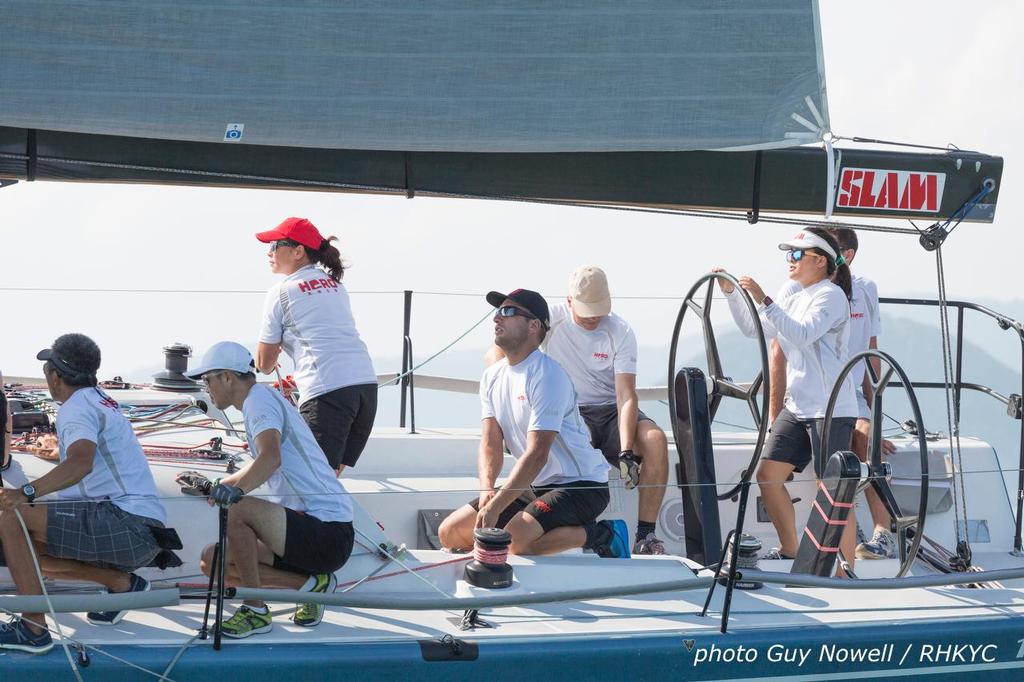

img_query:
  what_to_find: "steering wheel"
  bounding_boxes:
[821,349,929,578]
[667,272,770,501]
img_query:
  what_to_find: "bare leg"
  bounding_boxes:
[38,555,133,592]
[756,459,799,557]
[504,513,588,555]
[221,497,287,608]
[0,505,50,633]
[837,510,857,577]
[438,504,479,551]
[635,422,669,526]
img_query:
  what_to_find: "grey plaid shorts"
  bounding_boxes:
[46,500,163,572]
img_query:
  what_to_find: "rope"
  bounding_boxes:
[378,307,494,389]
[934,246,971,544]
[11,505,84,682]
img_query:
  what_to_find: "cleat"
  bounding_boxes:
[595,519,631,559]
[293,573,337,627]
[0,618,53,654]
[856,528,896,560]
[87,573,150,626]
[633,533,667,555]
[220,605,273,638]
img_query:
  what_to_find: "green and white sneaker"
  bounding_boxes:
[293,573,337,627]
[220,604,273,638]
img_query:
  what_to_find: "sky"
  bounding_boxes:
[0,1,1021,384]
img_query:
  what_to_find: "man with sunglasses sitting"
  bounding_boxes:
[438,289,630,558]
[185,341,354,638]
[0,334,171,654]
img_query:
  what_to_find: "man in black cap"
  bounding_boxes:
[438,289,630,558]
[0,334,170,654]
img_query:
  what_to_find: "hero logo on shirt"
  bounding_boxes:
[851,312,865,319]
[297,278,340,295]
[836,168,946,213]
[517,394,526,401]
[593,352,609,360]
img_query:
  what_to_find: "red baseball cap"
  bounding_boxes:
[255,217,323,250]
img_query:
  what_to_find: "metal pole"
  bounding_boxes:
[1015,335,1024,555]
[399,290,412,428]
[198,542,220,639]
[954,306,964,426]
[213,505,228,650]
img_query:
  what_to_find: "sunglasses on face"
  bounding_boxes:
[495,305,538,322]
[270,239,301,252]
[785,249,822,263]
[199,371,226,388]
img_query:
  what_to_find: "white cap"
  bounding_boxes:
[186,341,256,379]
[569,265,611,317]
[778,231,838,262]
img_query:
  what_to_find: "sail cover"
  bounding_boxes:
[0,0,829,153]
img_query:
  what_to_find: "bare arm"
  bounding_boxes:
[484,345,506,367]
[220,429,282,493]
[477,417,505,506]
[615,373,639,451]
[22,439,95,497]
[483,430,554,522]
[769,339,787,423]
[862,336,880,406]
[256,342,283,375]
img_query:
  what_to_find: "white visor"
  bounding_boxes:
[778,231,837,262]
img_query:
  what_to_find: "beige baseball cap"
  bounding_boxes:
[569,266,611,317]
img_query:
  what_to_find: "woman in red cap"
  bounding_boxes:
[254,217,377,474]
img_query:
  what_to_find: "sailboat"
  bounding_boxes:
[1,2,1020,680]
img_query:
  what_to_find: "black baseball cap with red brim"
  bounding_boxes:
[486,289,550,330]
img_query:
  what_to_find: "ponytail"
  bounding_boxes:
[303,235,346,282]
[806,227,852,300]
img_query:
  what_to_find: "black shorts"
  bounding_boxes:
[299,383,378,470]
[468,481,609,533]
[579,403,655,465]
[763,408,856,475]
[272,508,354,575]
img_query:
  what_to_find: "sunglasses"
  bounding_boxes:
[199,371,227,388]
[495,305,538,322]
[785,249,822,263]
[270,239,301,252]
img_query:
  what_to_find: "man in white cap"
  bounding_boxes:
[487,269,670,555]
[183,341,354,638]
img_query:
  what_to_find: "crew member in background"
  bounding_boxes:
[488,267,670,555]
[714,228,859,571]
[440,289,629,559]
[255,217,377,475]
[0,334,172,654]
[187,341,354,637]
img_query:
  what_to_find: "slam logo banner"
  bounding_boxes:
[836,168,946,213]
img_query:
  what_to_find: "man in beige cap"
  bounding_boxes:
[533,266,671,554]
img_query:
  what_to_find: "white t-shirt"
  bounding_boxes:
[480,350,610,487]
[781,275,882,385]
[726,279,858,419]
[259,264,376,405]
[243,384,353,524]
[55,387,166,523]
[543,302,638,406]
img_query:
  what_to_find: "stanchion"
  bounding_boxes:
[213,505,229,650]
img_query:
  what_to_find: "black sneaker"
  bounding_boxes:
[0,618,53,654]
[87,573,150,625]
[617,451,642,490]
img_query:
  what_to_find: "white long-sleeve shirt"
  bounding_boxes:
[725,279,858,419]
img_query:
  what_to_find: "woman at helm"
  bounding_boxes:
[715,227,859,570]
[255,217,377,475]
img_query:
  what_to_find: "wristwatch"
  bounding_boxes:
[761,296,774,309]
[21,483,36,503]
